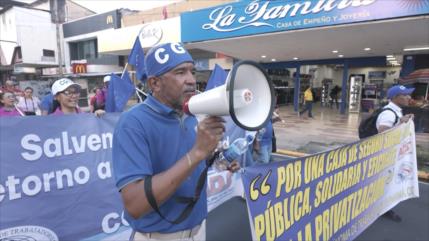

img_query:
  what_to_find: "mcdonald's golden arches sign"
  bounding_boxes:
[72,63,87,73]
[106,15,113,24]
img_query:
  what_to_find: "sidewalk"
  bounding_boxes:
[273,104,429,177]
[274,104,360,152]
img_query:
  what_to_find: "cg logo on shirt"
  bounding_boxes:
[154,43,186,64]
[0,225,59,241]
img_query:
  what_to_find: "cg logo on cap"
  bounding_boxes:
[155,43,186,64]
[145,42,193,77]
[59,78,72,86]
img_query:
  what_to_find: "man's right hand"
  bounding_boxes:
[192,116,225,161]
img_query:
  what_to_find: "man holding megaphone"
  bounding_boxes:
[112,42,240,241]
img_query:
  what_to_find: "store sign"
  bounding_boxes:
[72,63,87,74]
[181,0,429,42]
[138,24,163,47]
[14,66,36,74]
[194,59,209,71]
[106,15,113,24]
[63,10,119,38]
[42,67,67,76]
[368,71,386,79]
[71,60,87,74]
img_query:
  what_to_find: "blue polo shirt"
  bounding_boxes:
[112,95,207,233]
[40,93,54,114]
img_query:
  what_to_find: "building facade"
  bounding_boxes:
[0,0,95,83]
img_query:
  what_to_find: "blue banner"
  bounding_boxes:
[2,115,418,240]
[181,0,429,42]
[0,114,248,240]
[242,122,419,241]
[0,114,126,240]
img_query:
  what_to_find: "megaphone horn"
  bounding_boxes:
[183,60,275,131]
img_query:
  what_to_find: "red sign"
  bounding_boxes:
[72,63,87,74]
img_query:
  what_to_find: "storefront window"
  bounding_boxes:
[70,39,98,60]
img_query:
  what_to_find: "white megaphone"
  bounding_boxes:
[183,60,275,131]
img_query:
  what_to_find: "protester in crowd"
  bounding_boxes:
[89,87,106,113]
[330,85,341,109]
[17,87,41,115]
[40,81,58,115]
[299,85,314,118]
[1,79,23,96]
[50,78,81,115]
[409,95,429,108]
[40,91,56,115]
[0,92,24,117]
[271,106,284,152]
[104,75,111,86]
[376,85,414,222]
[103,75,110,99]
[51,78,105,117]
[113,42,239,241]
[252,104,285,165]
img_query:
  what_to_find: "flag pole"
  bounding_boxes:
[135,89,143,103]
[136,87,147,97]
[14,104,25,116]
[123,62,148,101]
[121,63,129,78]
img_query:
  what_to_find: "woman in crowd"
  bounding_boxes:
[51,78,105,117]
[89,87,106,113]
[0,92,24,117]
[50,78,82,115]
[17,87,41,115]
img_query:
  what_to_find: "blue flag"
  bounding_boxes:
[205,64,228,91]
[128,37,146,82]
[105,71,135,112]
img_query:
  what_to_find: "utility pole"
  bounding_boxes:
[51,0,65,75]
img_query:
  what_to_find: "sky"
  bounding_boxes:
[73,0,181,13]
[15,0,180,13]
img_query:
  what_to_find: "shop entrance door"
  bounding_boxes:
[349,74,364,113]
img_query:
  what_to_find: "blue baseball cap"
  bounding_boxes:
[144,42,193,77]
[387,85,415,99]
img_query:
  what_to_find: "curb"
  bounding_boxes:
[275,149,307,157]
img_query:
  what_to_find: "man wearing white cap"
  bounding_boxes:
[103,75,111,84]
[102,75,110,103]
[376,84,414,223]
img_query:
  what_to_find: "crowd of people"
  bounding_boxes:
[0,77,108,117]
[0,42,419,240]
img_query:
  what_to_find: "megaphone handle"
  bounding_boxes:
[206,150,220,167]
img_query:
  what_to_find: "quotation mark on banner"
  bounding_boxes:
[249,170,272,201]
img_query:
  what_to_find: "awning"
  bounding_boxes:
[399,68,429,84]
[97,17,181,55]
[40,71,124,78]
